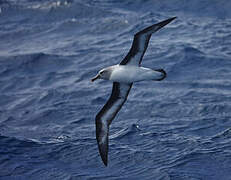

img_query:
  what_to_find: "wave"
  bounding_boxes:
[0,135,39,149]
[84,0,231,18]
[110,123,141,139]
[2,0,231,25]
[0,53,72,76]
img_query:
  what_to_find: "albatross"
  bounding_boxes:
[91,17,176,166]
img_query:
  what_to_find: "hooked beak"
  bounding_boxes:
[91,74,100,82]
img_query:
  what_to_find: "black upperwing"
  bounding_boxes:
[95,82,132,166]
[120,17,176,66]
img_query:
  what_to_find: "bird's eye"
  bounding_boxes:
[100,71,104,75]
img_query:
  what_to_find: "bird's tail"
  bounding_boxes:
[152,69,167,81]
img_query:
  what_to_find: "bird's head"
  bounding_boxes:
[91,68,111,82]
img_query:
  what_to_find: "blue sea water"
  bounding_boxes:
[1,0,231,179]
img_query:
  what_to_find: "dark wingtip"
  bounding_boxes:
[96,120,109,167]
[167,17,177,21]
[169,17,177,22]
[160,16,177,26]
[170,16,177,20]
[98,142,108,166]
[136,16,177,36]
[102,154,108,166]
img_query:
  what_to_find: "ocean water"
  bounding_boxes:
[1,0,231,179]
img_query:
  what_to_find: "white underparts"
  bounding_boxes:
[108,65,163,83]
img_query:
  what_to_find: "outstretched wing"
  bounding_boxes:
[120,17,176,66]
[95,82,132,166]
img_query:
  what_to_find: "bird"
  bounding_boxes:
[91,17,176,166]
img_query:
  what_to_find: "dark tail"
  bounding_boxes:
[154,69,167,81]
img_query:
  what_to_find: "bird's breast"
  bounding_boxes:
[109,65,158,83]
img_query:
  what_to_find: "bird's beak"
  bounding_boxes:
[91,74,100,82]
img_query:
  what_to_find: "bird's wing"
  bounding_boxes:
[95,82,132,166]
[120,17,176,66]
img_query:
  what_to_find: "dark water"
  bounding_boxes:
[1,0,231,179]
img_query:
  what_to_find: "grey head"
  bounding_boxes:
[91,67,113,82]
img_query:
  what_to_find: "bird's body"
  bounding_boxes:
[101,65,165,83]
[92,17,177,166]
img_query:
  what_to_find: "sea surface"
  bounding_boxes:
[1,0,231,179]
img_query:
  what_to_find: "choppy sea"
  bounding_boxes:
[1,0,231,179]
